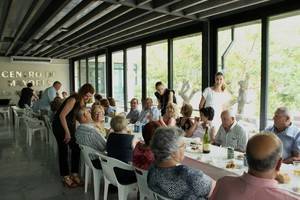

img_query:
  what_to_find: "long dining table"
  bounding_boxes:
[131,131,300,197]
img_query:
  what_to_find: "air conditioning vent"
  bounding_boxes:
[10,56,52,63]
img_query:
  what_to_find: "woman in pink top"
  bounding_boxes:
[132,121,161,170]
[159,102,178,127]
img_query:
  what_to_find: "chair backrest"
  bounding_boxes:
[79,145,102,170]
[23,116,45,127]
[152,191,173,200]
[134,167,152,198]
[43,115,53,133]
[98,153,135,186]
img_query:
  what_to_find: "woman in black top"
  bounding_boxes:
[18,82,37,108]
[106,115,137,184]
[52,83,94,188]
[154,81,176,116]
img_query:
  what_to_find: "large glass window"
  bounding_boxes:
[218,21,261,133]
[127,46,142,105]
[97,55,106,96]
[88,57,96,88]
[268,12,300,126]
[146,41,168,102]
[112,51,124,109]
[80,59,87,86]
[74,60,80,92]
[173,34,202,110]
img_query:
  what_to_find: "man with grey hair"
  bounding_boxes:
[265,107,300,164]
[75,107,106,169]
[214,110,247,152]
[147,127,215,200]
[210,133,299,200]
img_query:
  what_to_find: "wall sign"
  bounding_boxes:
[0,70,56,87]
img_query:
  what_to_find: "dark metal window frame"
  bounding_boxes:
[69,2,300,130]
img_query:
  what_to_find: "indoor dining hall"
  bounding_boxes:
[0,0,300,200]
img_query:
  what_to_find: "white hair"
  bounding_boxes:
[276,107,291,118]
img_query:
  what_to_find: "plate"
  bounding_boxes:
[186,146,202,153]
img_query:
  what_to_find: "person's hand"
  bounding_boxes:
[64,132,71,144]
[194,116,200,122]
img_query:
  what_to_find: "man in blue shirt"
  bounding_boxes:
[37,81,62,111]
[265,107,300,164]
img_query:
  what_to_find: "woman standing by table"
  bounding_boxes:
[52,83,94,188]
[199,72,230,128]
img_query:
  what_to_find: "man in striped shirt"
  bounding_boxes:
[75,107,106,169]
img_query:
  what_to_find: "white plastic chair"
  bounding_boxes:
[0,106,10,122]
[98,153,138,200]
[23,116,48,147]
[12,108,25,130]
[79,145,103,200]
[43,115,57,154]
[134,167,153,200]
[152,190,173,200]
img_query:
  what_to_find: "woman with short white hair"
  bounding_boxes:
[148,127,215,200]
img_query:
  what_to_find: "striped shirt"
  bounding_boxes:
[215,121,247,152]
[75,123,106,160]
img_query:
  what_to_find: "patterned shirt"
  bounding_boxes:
[265,124,300,159]
[147,165,212,200]
[75,123,106,160]
[215,121,247,152]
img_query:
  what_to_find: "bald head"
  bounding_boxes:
[246,133,282,172]
[221,110,235,130]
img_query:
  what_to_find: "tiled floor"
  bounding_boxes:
[0,119,137,200]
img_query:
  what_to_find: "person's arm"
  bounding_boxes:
[59,98,76,144]
[209,127,216,144]
[168,117,176,127]
[185,119,199,137]
[213,127,222,146]
[199,96,206,110]
[154,92,161,109]
[188,168,216,199]
[93,129,106,151]
[168,91,174,104]
[159,116,167,127]
[283,134,300,164]
[236,127,247,152]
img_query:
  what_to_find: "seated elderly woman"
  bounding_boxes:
[176,103,198,137]
[106,115,138,184]
[91,105,107,138]
[132,121,160,170]
[148,127,215,200]
[159,102,178,127]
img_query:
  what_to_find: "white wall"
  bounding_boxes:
[0,56,70,104]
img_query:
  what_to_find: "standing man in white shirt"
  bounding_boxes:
[37,81,62,111]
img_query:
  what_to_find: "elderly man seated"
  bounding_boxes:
[210,133,299,200]
[75,107,106,169]
[265,107,300,164]
[214,110,247,152]
[126,98,140,124]
[137,97,160,124]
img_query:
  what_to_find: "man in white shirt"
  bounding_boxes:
[137,97,160,124]
[214,110,247,152]
[37,81,62,111]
